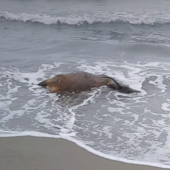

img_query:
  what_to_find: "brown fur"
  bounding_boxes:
[38,71,139,94]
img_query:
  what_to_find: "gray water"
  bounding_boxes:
[1,0,170,168]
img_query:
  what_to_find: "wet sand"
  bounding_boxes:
[0,136,167,170]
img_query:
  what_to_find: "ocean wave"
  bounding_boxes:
[1,11,170,26]
[1,61,170,167]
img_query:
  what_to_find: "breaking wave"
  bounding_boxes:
[1,10,170,26]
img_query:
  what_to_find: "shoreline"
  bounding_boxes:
[0,136,168,170]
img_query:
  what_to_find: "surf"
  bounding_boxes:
[1,61,170,167]
[1,10,170,26]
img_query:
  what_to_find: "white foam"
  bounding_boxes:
[0,130,169,169]
[77,61,142,92]
[162,100,170,112]
[107,107,124,113]
[149,75,167,93]
[1,10,170,25]
[1,61,170,168]
[101,126,113,139]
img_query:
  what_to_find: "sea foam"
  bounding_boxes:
[1,10,170,25]
[1,61,170,168]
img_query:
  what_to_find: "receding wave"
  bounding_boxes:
[1,61,170,168]
[1,11,170,26]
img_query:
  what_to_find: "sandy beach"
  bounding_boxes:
[0,136,167,170]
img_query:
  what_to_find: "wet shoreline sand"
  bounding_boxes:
[0,136,167,170]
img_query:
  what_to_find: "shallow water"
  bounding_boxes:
[1,0,170,168]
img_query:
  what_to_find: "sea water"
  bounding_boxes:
[1,0,170,168]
